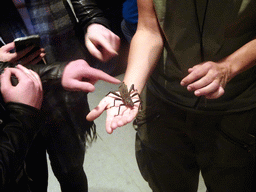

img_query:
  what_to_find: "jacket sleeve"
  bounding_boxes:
[0,102,42,189]
[27,63,66,84]
[70,0,110,32]
[0,61,66,84]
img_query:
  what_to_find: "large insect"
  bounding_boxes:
[106,82,141,116]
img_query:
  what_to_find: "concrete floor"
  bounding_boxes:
[47,74,207,192]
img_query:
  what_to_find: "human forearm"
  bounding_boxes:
[123,30,163,93]
[221,38,256,80]
[123,0,164,93]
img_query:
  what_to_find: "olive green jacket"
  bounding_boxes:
[150,0,256,112]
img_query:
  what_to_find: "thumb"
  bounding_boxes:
[86,98,109,121]
[3,42,15,52]
[1,68,13,90]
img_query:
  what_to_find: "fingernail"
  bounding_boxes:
[180,81,185,86]
[187,86,192,91]
[194,90,200,96]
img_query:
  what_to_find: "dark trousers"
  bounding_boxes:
[135,88,256,192]
[25,82,95,192]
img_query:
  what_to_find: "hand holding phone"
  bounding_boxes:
[14,35,46,65]
[0,42,33,64]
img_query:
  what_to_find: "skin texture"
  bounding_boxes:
[61,59,121,93]
[85,24,120,62]
[1,64,43,109]
[86,0,256,134]
[0,42,45,65]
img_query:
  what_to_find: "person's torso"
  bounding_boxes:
[150,0,256,112]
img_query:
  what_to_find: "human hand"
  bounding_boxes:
[0,42,45,65]
[1,65,43,109]
[86,84,140,134]
[85,24,120,62]
[180,61,231,99]
[62,59,121,92]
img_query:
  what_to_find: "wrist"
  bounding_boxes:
[222,39,256,80]
[219,58,237,81]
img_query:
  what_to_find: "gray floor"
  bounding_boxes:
[47,74,207,192]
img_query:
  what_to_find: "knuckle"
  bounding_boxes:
[204,61,214,68]
[25,78,34,86]
[192,70,202,78]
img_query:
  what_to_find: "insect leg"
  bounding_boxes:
[106,91,121,97]
[128,84,135,95]
[116,104,126,116]
[130,92,140,98]
[109,98,122,108]
[133,99,142,110]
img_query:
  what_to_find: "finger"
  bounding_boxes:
[86,39,103,61]
[16,64,35,79]
[186,71,217,91]
[63,80,96,92]
[97,37,119,56]
[15,45,35,61]
[107,104,139,133]
[27,56,45,65]
[181,68,208,87]
[16,65,42,88]
[19,49,42,65]
[1,67,28,89]
[106,109,117,134]
[194,79,221,97]
[112,35,121,52]
[89,68,121,84]
[2,42,15,52]
[0,42,19,63]
[114,110,131,127]
[117,106,139,126]
[1,68,13,89]
[29,69,42,89]
[205,87,225,99]
[86,98,109,121]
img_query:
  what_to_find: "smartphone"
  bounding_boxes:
[14,35,46,64]
[14,35,41,52]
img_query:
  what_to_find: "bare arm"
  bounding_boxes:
[123,0,164,93]
[86,0,164,133]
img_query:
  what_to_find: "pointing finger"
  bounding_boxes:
[90,68,121,84]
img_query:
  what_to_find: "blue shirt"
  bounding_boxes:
[122,0,138,24]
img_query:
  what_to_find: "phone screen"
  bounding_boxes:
[14,35,46,64]
[14,35,40,52]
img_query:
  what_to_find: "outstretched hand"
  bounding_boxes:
[86,87,140,134]
[61,59,121,92]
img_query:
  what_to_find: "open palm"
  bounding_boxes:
[86,86,141,134]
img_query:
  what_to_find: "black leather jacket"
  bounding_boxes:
[70,0,110,32]
[0,62,65,191]
[0,101,42,191]
[0,62,65,85]
[0,0,110,47]
[0,1,107,189]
